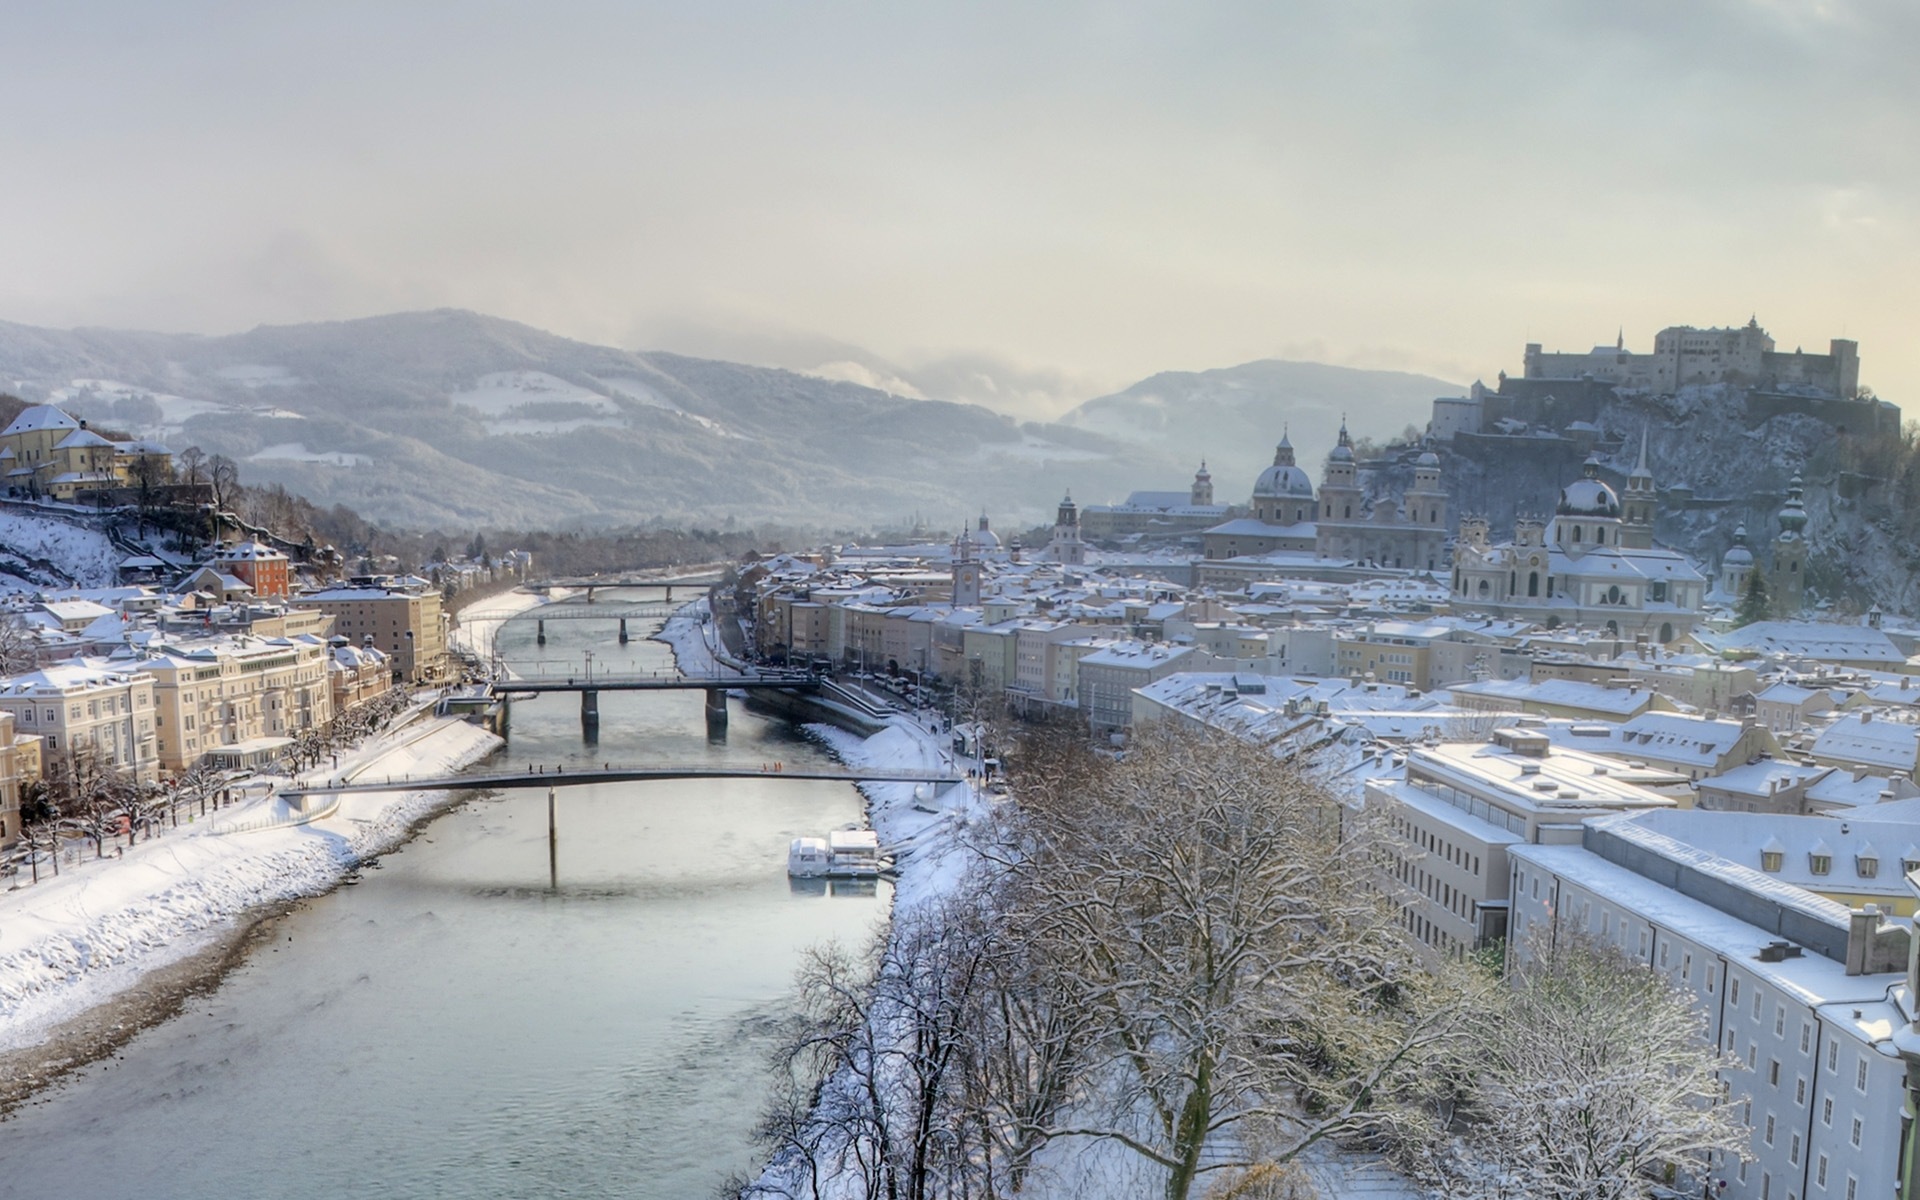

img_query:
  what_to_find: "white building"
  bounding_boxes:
[1508,808,1915,1200]
[0,660,160,782]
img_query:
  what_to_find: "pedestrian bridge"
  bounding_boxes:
[489,671,821,695]
[284,763,966,798]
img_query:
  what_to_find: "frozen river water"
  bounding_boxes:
[0,601,886,1199]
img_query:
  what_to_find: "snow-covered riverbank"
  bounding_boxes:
[0,715,503,1052]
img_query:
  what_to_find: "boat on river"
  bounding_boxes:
[787,828,883,878]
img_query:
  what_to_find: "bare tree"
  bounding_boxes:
[17,776,65,882]
[44,748,135,857]
[1401,931,1746,1200]
[1005,724,1463,1200]
[209,454,240,516]
[0,612,37,675]
[754,894,1008,1200]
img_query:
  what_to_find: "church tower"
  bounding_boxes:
[1049,492,1086,566]
[951,525,983,606]
[1318,419,1363,523]
[1718,524,1755,603]
[1190,460,1213,507]
[1771,473,1809,615]
[1620,428,1657,550]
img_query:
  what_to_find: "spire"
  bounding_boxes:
[1337,415,1351,447]
[1629,427,1653,486]
[1617,326,1624,352]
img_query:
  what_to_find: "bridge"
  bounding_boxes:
[487,668,821,735]
[285,763,965,798]
[284,760,967,887]
[492,671,820,695]
[521,571,725,602]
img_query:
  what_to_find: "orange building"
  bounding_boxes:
[214,541,291,599]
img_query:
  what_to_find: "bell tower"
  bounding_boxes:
[1621,428,1657,550]
[1771,473,1809,615]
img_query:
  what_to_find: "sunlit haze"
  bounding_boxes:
[2,1,1913,413]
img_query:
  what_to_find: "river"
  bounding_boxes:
[0,600,887,1199]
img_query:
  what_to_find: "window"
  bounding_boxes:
[1753,993,1763,1020]
[1856,1059,1869,1092]
[1731,979,1741,1006]
[1775,1009,1785,1037]
[1817,1156,1828,1187]
[1762,851,1783,872]
[1769,1060,1780,1086]
[1809,853,1832,875]
[1829,1042,1839,1072]
[1764,1114,1775,1144]
[1823,1097,1833,1125]
[1851,1116,1862,1147]
[1790,1133,1800,1164]
[1795,1077,1806,1105]
[1800,1024,1811,1054]
[1857,854,1878,878]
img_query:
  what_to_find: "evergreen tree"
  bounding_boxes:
[1737,569,1771,627]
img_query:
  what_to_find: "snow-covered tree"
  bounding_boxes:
[1404,932,1746,1200]
[0,612,37,676]
[1005,725,1463,1200]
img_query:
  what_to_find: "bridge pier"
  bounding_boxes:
[618,618,629,644]
[548,785,558,890]
[536,618,546,646]
[581,687,599,734]
[704,687,728,739]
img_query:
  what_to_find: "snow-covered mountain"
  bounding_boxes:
[0,312,1162,531]
[1060,360,1463,499]
[0,313,1467,533]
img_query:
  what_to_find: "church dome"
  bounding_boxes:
[1253,432,1314,500]
[1555,458,1621,518]
[1723,524,1753,567]
[972,513,1001,551]
[1416,450,1440,467]
[1253,462,1315,500]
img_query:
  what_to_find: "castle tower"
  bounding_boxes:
[1620,428,1657,550]
[1771,473,1809,615]
[1049,492,1086,567]
[1190,460,1214,507]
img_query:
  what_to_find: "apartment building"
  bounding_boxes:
[292,587,447,683]
[1366,727,1682,960]
[0,661,160,783]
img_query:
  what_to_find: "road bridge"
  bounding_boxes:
[284,761,966,887]
[489,670,820,736]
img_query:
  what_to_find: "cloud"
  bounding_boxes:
[0,1,1912,408]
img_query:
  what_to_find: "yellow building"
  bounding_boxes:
[142,637,334,772]
[0,404,173,500]
[0,711,28,850]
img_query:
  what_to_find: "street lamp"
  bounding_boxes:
[583,649,594,684]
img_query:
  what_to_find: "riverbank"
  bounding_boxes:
[0,714,505,1111]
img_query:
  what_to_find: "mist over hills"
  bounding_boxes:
[0,310,1460,533]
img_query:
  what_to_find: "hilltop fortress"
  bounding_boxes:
[1431,318,1898,445]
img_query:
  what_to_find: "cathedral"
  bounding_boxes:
[1450,435,1706,642]
[1199,422,1451,571]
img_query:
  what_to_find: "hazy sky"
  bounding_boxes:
[1,1,1913,413]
